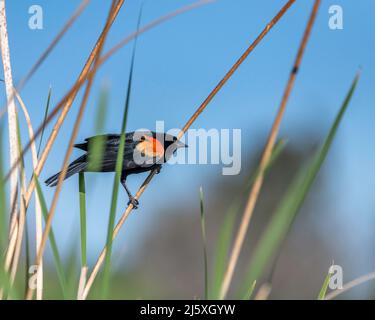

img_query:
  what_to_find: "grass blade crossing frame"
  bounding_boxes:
[243,73,360,298]
[79,173,87,267]
[34,176,68,298]
[212,139,287,299]
[101,5,142,298]
[199,187,208,300]
[37,88,52,158]
[219,0,321,299]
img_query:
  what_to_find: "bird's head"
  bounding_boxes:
[133,131,187,164]
[162,133,188,161]
[163,133,187,149]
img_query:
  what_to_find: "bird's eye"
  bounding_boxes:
[141,136,146,141]
[173,136,177,142]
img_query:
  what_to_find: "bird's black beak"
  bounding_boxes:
[176,140,188,149]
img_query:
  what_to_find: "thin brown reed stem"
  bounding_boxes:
[219,0,321,300]
[25,1,121,300]
[179,0,296,138]
[82,0,296,299]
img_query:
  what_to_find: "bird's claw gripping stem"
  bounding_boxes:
[127,197,139,209]
[155,164,162,174]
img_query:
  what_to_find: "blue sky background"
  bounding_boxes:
[1,0,375,279]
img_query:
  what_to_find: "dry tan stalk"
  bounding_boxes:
[26,1,120,300]
[7,101,31,294]
[1,90,43,298]
[82,0,296,300]
[0,0,20,241]
[1,135,28,301]
[77,266,88,300]
[219,0,321,300]
[3,142,29,299]
[3,220,16,271]
[5,124,26,299]
[0,206,17,298]
[254,283,272,300]
[9,189,25,286]
[13,90,43,299]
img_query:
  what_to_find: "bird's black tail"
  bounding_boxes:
[45,155,87,187]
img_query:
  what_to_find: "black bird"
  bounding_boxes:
[45,131,187,208]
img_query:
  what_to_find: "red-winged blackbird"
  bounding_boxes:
[45,131,187,208]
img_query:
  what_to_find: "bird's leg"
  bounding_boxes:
[155,164,162,174]
[120,174,139,209]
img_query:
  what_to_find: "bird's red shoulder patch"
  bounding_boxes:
[136,135,164,158]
